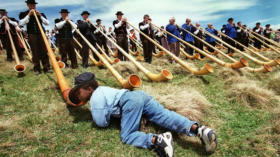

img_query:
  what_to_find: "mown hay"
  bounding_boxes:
[111,62,138,77]
[267,72,280,95]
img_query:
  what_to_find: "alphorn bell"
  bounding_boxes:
[177,25,249,69]
[203,28,280,67]
[32,12,80,106]
[4,19,25,74]
[127,21,213,75]
[16,31,32,62]
[90,21,173,81]
[69,20,141,89]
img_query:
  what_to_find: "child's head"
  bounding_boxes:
[69,72,98,106]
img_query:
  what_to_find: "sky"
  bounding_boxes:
[2,0,280,32]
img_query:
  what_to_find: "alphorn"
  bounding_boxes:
[96,43,120,64]
[251,30,280,48]
[248,30,280,54]
[154,23,247,69]
[90,21,173,81]
[127,22,213,75]
[203,28,280,67]
[32,12,80,106]
[74,49,82,60]
[218,30,272,62]
[69,20,141,89]
[16,31,32,62]
[4,19,25,73]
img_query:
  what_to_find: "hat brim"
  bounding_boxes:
[60,11,70,13]
[25,1,38,4]
[116,13,124,15]
[81,13,90,16]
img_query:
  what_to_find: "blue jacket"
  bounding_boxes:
[166,24,181,44]
[205,28,218,43]
[89,86,128,127]
[181,24,196,42]
[225,24,237,38]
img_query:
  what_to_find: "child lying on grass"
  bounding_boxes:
[67,72,217,157]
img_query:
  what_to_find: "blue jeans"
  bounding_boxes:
[119,91,197,149]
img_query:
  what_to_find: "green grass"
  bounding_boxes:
[0,50,279,157]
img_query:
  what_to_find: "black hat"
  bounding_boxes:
[228,17,234,21]
[96,19,101,22]
[115,11,124,15]
[81,11,90,16]
[60,9,70,13]
[0,9,7,13]
[265,24,270,27]
[256,22,261,25]
[68,72,96,104]
[25,0,38,4]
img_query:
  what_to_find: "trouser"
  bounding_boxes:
[97,38,109,55]
[81,39,97,68]
[130,40,137,52]
[226,38,236,54]
[169,42,180,57]
[254,38,262,49]
[236,37,244,51]
[207,41,216,53]
[243,38,249,47]
[119,91,197,149]
[28,34,50,72]
[116,35,128,61]
[142,40,153,63]
[58,38,78,68]
[1,34,24,61]
[195,39,204,58]
[184,41,194,55]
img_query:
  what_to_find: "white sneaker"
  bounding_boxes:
[197,126,218,153]
[155,132,174,157]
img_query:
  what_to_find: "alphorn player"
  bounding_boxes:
[94,19,109,55]
[113,11,129,61]
[155,26,169,50]
[264,24,272,47]
[182,18,196,56]
[54,9,78,69]
[225,17,237,56]
[252,22,263,50]
[166,17,181,63]
[0,9,24,62]
[236,21,245,51]
[193,22,205,58]
[242,25,249,47]
[19,0,51,75]
[106,27,116,51]
[68,72,218,157]
[77,11,98,68]
[139,14,155,64]
[205,23,218,53]
[129,29,137,52]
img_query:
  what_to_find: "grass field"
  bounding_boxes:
[0,48,279,157]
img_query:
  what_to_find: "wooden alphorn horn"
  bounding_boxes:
[69,20,141,89]
[90,21,173,81]
[16,31,32,62]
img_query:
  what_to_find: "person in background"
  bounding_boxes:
[181,18,196,56]
[225,18,237,56]
[252,22,263,50]
[193,22,204,58]
[106,27,116,51]
[205,23,218,53]
[128,29,137,52]
[166,17,181,63]
[94,19,109,55]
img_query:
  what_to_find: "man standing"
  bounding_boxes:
[113,11,129,61]
[252,22,263,50]
[19,0,51,74]
[54,9,78,69]
[77,11,97,68]
[236,21,245,51]
[193,22,204,58]
[94,19,109,55]
[129,29,137,52]
[166,17,181,63]
[225,18,237,56]
[205,23,218,53]
[264,24,272,48]
[106,27,116,51]
[0,9,24,61]
[181,18,196,56]
[242,25,249,47]
[139,15,154,63]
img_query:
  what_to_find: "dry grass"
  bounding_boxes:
[216,67,241,80]
[267,72,280,95]
[111,61,138,77]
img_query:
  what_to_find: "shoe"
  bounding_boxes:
[154,132,174,157]
[197,126,218,153]
[44,70,52,73]
[34,71,41,75]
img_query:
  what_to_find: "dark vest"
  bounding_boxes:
[77,20,97,42]
[139,21,154,41]
[19,10,46,34]
[0,17,17,35]
[113,20,127,36]
[253,27,262,35]
[264,28,272,38]
[55,18,73,39]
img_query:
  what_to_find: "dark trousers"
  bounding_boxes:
[28,34,50,72]
[226,38,236,54]
[142,40,153,63]
[59,38,78,68]
[130,40,137,52]
[1,34,23,60]
[195,39,204,58]
[97,38,109,55]
[253,38,262,49]
[184,41,194,55]
[236,37,244,51]
[81,39,97,68]
[116,35,128,61]
[207,42,216,53]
